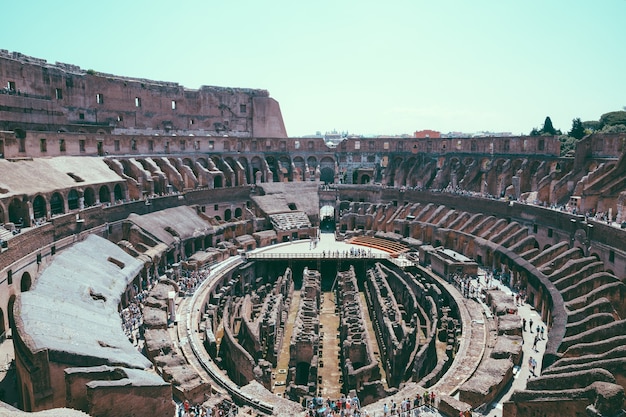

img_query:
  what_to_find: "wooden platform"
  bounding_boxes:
[347,236,410,257]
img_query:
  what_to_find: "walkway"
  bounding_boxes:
[471,270,548,417]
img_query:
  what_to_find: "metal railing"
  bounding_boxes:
[245,251,391,260]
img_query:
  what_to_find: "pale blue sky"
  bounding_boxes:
[2,0,625,137]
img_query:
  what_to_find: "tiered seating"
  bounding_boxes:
[348,235,410,257]
[269,211,311,231]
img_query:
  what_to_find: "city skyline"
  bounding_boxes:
[2,0,625,137]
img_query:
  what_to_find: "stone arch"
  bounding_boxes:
[238,157,250,184]
[0,202,5,224]
[606,269,615,276]
[84,187,96,207]
[278,155,292,182]
[50,192,64,215]
[251,156,265,183]
[33,195,47,219]
[182,157,194,168]
[99,185,111,203]
[21,272,32,292]
[224,208,232,221]
[223,157,240,186]
[196,157,208,169]
[214,176,223,188]
[319,156,335,183]
[590,252,601,261]
[114,183,124,202]
[8,197,28,226]
[234,207,242,218]
[388,156,404,186]
[360,174,371,184]
[320,167,334,184]
[293,156,306,181]
[67,189,80,210]
[265,156,279,182]
[7,294,16,330]
[307,156,318,170]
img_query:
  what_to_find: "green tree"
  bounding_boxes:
[582,120,601,132]
[568,118,586,139]
[559,135,578,156]
[543,117,557,135]
[599,111,626,129]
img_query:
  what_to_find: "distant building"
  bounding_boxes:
[414,129,441,138]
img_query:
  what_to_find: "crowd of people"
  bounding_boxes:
[177,267,212,296]
[176,399,239,417]
[306,392,445,417]
[320,248,374,258]
[120,286,149,346]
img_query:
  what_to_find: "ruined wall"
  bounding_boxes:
[336,266,381,393]
[0,51,286,138]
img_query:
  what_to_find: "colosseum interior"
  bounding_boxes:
[0,50,625,417]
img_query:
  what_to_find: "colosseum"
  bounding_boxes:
[0,50,625,417]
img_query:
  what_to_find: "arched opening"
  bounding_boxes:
[251,156,265,183]
[237,157,250,184]
[0,204,5,224]
[21,272,32,292]
[320,167,334,184]
[360,174,371,184]
[67,189,80,210]
[265,156,279,182]
[214,176,223,188]
[295,362,311,386]
[320,205,335,233]
[84,187,96,207]
[292,156,305,181]
[99,185,111,203]
[7,295,16,331]
[8,198,27,226]
[50,192,64,215]
[278,156,292,182]
[114,184,124,202]
[234,208,242,218]
[33,195,47,219]
[197,158,208,169]
[224,209,232,221]
[184,241,193,258]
